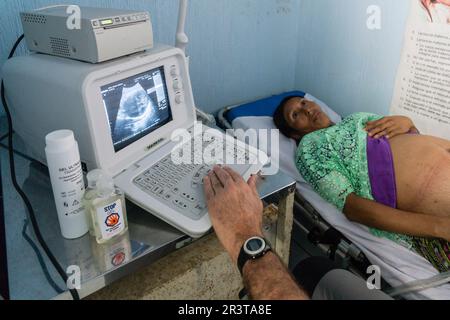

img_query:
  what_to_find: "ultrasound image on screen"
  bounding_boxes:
[101,67,173,152]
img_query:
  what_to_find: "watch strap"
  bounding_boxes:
[237,238,271,275]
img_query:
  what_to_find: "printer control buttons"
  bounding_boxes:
[175,94,184,104]
[173,80,182,91]
[170,66,178,78]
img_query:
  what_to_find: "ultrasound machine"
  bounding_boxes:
[2,6,268,238]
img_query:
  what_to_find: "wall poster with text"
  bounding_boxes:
[391,0,450,139]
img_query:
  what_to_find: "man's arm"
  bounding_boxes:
[243,252,309,300]
[203,166,309,300]
[344,193,450,241]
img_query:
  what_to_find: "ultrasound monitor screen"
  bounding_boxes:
[101,66,173,152]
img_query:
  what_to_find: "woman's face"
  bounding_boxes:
[283,97,332,138]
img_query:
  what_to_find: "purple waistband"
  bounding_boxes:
[367,136,397,209]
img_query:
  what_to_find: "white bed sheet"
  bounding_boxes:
[230,94,450,300]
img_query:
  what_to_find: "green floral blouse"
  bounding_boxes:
[295,112,414,249]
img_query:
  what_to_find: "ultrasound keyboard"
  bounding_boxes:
[133,132,261,221]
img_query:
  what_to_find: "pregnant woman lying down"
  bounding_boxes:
[274,96,450,272]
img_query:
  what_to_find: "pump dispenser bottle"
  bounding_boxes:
[84,170,128,244]
[83,169,102,236]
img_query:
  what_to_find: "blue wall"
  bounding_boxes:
[0,0,300,115]
[1,0,414,117]
[295,0,411,117]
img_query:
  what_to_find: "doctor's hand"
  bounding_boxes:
[203,166,263,264]
[365,116,416,140]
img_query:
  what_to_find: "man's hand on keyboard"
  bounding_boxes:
[203,165,263,264]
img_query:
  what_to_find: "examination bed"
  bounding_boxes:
[217,91,450,300]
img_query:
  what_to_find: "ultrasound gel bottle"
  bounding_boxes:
[45,130,89,239]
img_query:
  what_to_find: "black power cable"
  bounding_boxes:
[21,220,64,294]
[0,133,8,142]
[1,34,80,300]
[0,142,40,164]
[0,129,43,164]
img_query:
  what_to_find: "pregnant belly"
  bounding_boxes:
[389,134,450,216]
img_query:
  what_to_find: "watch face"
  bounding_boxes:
[244,237,265,255]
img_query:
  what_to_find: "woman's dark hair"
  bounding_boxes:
[273,95,303,139]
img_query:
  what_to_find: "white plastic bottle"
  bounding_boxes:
[84,170,128,244]
[45,130,88,239]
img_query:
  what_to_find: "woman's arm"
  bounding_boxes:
[365,116,416,139]
[343,193,450,241]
